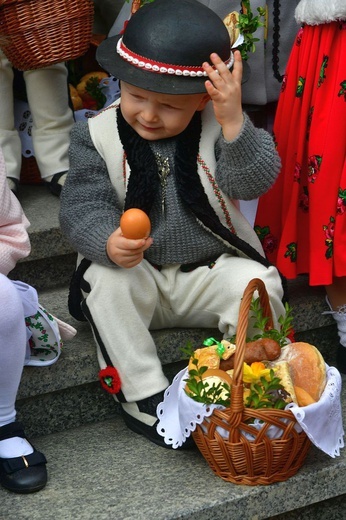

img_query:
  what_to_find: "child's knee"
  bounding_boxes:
[258,266,283,296]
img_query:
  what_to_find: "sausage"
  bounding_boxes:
[219,338,281,370]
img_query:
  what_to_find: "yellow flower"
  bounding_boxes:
[242,362,271,384]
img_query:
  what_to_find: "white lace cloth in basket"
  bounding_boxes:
[156,365,344,457]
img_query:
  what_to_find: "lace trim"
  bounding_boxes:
[156,366,344,456]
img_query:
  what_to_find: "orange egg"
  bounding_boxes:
[120,208,151,239]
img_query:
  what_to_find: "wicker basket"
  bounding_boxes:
[192,278,312,485]
[0,0,94,70]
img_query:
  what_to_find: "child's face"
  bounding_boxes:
[120,82,209,140]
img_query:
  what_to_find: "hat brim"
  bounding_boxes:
[97,35,250,95]
[97,35,214,95]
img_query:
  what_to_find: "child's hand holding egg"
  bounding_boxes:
[120,208,151,239]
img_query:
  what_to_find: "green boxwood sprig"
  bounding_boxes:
[237,0,266,61]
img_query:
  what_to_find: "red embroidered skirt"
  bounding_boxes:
[255,21,346,286]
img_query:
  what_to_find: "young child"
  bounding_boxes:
[254,0,346,372]
[60,0,286,448]
[0,49,74,196]
[0,146,76,493]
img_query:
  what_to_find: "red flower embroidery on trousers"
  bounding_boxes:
[99,366,121,394]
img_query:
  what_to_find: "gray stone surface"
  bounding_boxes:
[1,417,346,520]
[271,495,346,520]
[9,253,77,291]
[16,359,190,438]
[16,383,118,437]
[15,185,74,261]
[285,277,334,332]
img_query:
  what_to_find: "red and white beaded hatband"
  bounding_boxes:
[116,38,234,77]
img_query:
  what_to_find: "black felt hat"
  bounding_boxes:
[96,0,232,95]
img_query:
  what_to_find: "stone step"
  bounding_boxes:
[10,185,76,290]
[16,280,338,439]
[0,413,346,520]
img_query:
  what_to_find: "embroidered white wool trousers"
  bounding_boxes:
[0,50,74,181]
[82,254,285,402]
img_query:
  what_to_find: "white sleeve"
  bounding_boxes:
[295,0,346,25]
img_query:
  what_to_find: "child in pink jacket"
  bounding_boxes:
[0,147,76,493]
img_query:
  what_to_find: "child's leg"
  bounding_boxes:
[0,275,48,493]
[82,261,169,403]
[24,63,74,184]
[0,276,26,426]
[0,50,22,183]
[81,261,174,447]
[151,255,286,340]
[325,277,346,309]
[325,276,346,373]
[0,275,31,456]
[82,257,285,393]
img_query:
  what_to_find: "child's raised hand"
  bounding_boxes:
[107,227,153,268]
[203,50,244,141]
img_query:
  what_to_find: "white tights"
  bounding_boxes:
[325,296,346,349]
[0,274,32,456]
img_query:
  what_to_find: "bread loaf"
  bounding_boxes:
[294,386,316,407]
[278,342,326,402]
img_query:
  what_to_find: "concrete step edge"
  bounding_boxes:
[1,414,345,520]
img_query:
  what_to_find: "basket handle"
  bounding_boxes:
[228,278,274,425]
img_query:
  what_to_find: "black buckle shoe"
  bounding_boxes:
[121,392,195,450]
[45,171,67,197]
[0,422,47,494]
